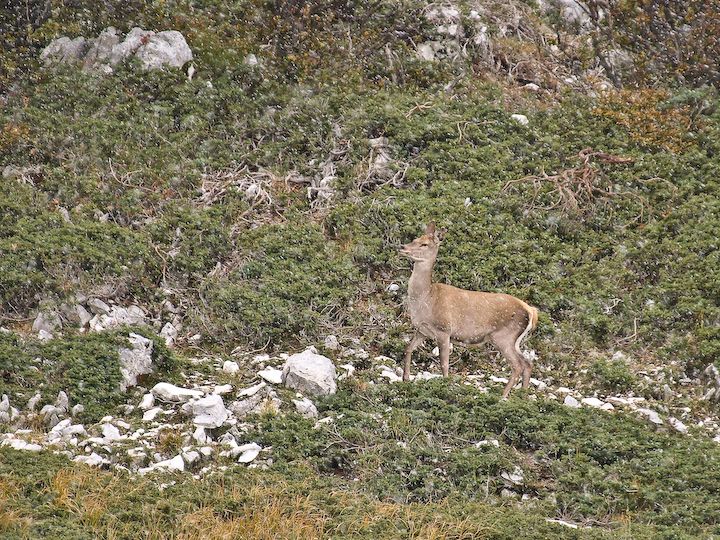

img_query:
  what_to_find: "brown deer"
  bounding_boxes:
[399,222,539,398]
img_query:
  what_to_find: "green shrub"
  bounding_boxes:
[588,358,636,394]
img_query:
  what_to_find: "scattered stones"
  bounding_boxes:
[2,439,43,452]
[292,397,318,419]
[139,394,155,410]
[563,395,581,408]
[118,333,155,392]
[74,453,108,467]
[87,298,111,315]
[501,466,524,485]
[636,408,664,425]
[282,350,337,396]
[32,310,62,338]
[258,367,284,385]
[222,360,240,375]
[545,518,580,529]
[102,423,123,442]
[151,383,203,403]
[143,407,163,422]
[237,382,267,397]
[160,322,179,347]
[581,397,605,409]
[27,393,42,412]
[511,114,529,126]
[669,417,689,434]
[188,395,229,428]
[475,439,500,448]
[324,335,340,350]
[236,443,262,464]
[140,454,185,474]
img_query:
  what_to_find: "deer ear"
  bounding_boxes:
[425,222,436,236]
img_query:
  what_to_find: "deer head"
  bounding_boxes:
[399,222,443,263]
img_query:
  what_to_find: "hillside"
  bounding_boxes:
[1,1,720,538]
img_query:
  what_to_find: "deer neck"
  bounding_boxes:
[407,259,434,305]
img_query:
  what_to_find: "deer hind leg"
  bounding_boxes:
[492,335,526,399]
[521,354,533,389]
[403,332,426,381]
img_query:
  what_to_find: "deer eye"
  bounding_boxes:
[420,243,429,247]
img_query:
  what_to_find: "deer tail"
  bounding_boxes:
[515,302,538,357]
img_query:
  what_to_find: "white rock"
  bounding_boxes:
[416,42,436,61]
[151,382,203,403]
[293,397,318,419]
[74,453,107,467]
[102,423,122,441]
[26,393,42,411]
[523,83,541,92]
[135,31,193,70]
[236,443,262,463]
[489,375,509,384]
[414,371,442,381]
[669,417,688,434]
[37,329,54,341]
[501,466,524,485]
[258,368,284,385]
[546,518,579,529]
[193,426,210,444]
[40,36,89,65]
[199,446,213,457]
[564,395,581,408]
[637,408,663,425]
[33,310,62,336]
[138,393,155,410]
[190,394,229,428]
[581,397,606,409]
[338,364,355,380]
[87,298,111,315]
[238,382,267,397]
[386,283,400,293]
[475,439,500,448]
[71,404,84,416]
[379,369,402,383]
[149,454,185,473]
[119,333,155,392]
[222,360,240,374]
[183,451,200,465]
[511,114,529,126]
[160,322,178,347]
[142,407,163,422]
[2,439,43,452]
[324,335,340,350]
[213,384,233,395]
[282,350,337,396]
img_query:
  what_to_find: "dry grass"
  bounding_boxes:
[50,468,112,527]
[174,482,327,540]
[0,477,31,535]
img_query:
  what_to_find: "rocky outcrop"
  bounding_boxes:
[40,27,192,73]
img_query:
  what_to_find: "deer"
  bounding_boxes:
[398,222,539,398]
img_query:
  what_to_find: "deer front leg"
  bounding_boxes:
[438,333,451,377]
[403,332,426,381]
